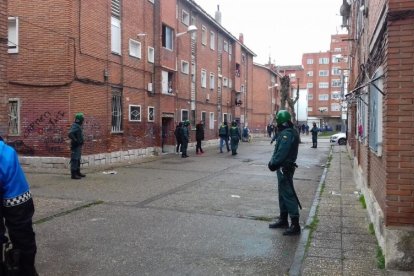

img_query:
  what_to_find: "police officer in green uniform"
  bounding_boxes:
[68,113,85,179]
[181,120,190,158]
[229,121,241,155]
[268,110,301,236]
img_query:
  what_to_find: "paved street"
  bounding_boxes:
[28,136,329,275]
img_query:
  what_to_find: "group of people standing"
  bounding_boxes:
[218,121,241,155]
[174,120,205,158]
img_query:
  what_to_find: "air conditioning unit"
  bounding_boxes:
[147,83,153,92]
[206,94,210,102]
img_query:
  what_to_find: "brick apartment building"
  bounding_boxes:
[251,63,281,132]
[344,0,414,271]
[302,34,350,131]
[0,0,7,136]
[4,0,257,168]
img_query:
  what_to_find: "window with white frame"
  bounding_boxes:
[307,83,313,88]
[308,94,313,100]
[223,77,228,87]
[369,67,384,154]
[181,60,189,74]
[306,59,314,64]
[8,17,18,53]
[217,37,223,52]
[209,112,214,129]
[210,31,215,50]
[319,57,329,64]
[8,99,20,135]
[308,106,313,112]
[229,79,232,88]
[162,24,173,50]
[161,70,174,94]
[148,47,154,63]
[331,79,341,87]
[129,39,141,58]
[181,109,189,122]
[319,70,329,77]
[209,73,215,89]
[201,26,207,45]
[319,82,329,88]
[129,105,141,122]
[222,113,228,123]
[201,111,206,125]
[111,89,122,132]
[331,103,341,111]
[181,10,189,26]
[111,17,121,54]
[201,70,207,88]
[319,94,329,101]
[331,91,340,99]
[307,71,313,77]
[332,67,340,75]
[223,40,228,52]
[334,47,342,52]
[148,106,155,122]
[332,55,342,63]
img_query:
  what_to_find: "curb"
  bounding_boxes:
[288,147,332,276]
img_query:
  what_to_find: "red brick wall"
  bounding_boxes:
[251,65,274,131]
[0,0,7,137]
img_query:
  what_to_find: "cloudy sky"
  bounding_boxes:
[194,0,347,66]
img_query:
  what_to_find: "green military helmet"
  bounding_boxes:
[75,112,84,120]
[276,110,291,125]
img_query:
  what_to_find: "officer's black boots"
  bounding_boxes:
[71,172,81,179]
[77,169,86,177]
[269,213,289,229]
[283,217,301,236]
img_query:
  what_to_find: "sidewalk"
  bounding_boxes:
[291,145,384,275]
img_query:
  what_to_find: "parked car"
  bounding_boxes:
[330,133,347,145]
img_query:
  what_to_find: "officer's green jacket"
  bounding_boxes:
[269,127,299,168]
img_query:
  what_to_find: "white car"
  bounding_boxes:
[330,132,347,145]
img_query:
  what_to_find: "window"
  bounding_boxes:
[332,55,342,63]
[223,77,228,87]
[162,70,174,94]
[369,67,384,154]
[331,103,341,111]
[331,79,341,87]
[129,39,141,58]
[209,73,215,90]
[334,47,342,52]
[332,67,340,75]
[319,70,329,77]
[331,92,340,99]
[308,107,313,112]
[222,113,228,123]
[111,17,121,54]
[306,59,314,64]
[308,94,313,100]
[319,82,329,88]
[218,37,223,52]
[8,17,18,53]
[209,112,214,129]
[235,63,240,77]
[148,106,155,122]
[162,24,173,50]
[210,31,215,50]
[8,99,20,135]
[223,40,228,52]
[319,58,329,64]
[201,111,206,125]
[111,89,122,132]
[307,71,313,77]
[240,85,245,93]
[229,79,232,88]
[201,70,207,88]
[201,26,207,45]
[181,60,189,74]
[129,105,141,122]
[181,10,190,26]
[148,47,154,63]
[319,94,329,101]
[307,83,313,88]
[181,109,189,122]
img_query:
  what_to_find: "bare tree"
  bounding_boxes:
[279,76,299,123]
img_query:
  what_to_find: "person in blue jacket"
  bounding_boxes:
[0,140,38,275]
[68,113,86,179]
[268,110,301,236]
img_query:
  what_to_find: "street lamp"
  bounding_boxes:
[176,25,198,37]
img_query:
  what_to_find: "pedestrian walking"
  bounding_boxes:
[0,140,38,275]
[310,122,318,148]
[268,110,301,236]
[218,121,230,153]
[68,113,86,179]
[181,120,190,158]
[174,122,183,154]
[195,121,204,154]
[305,124,309,135]
[229,121,241,155]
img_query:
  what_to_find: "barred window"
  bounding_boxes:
[8,99,20,135]
[129,105,141,122]
[111,89,122,132]
[148,106,155,122]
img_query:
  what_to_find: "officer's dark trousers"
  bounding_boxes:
[230,137,239,154]
[276,170,299,218]
[312,136,317,148]
[70,146,82,173]
[181,140,188,156]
